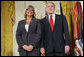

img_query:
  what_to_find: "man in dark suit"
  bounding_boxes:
[40,2,70,56]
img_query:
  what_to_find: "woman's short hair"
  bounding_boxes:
[24,5,35,18]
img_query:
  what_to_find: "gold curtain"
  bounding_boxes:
[1,1,15,56]
[62,1,77,56]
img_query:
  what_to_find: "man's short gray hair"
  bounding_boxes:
[46,2,55,9]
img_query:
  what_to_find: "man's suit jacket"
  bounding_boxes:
[40,14,70,54]
[16,18,41,56]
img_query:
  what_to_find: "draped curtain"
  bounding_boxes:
[1,1,15,56]
[62,1,77,56]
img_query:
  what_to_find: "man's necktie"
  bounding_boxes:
[50,15,54,31]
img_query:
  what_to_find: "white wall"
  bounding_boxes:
[13,1,26,56]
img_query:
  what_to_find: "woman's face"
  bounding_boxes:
[26,8,34,17]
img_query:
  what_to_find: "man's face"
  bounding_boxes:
[46,3,55,15]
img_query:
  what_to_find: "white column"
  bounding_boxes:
[13,1,26,56]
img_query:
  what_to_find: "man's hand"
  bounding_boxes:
[65,45,70,54]
[40,48,45,54]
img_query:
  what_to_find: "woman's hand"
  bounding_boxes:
[22,45,28,51]
[27,45,34,51]
[22,45,34,51]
